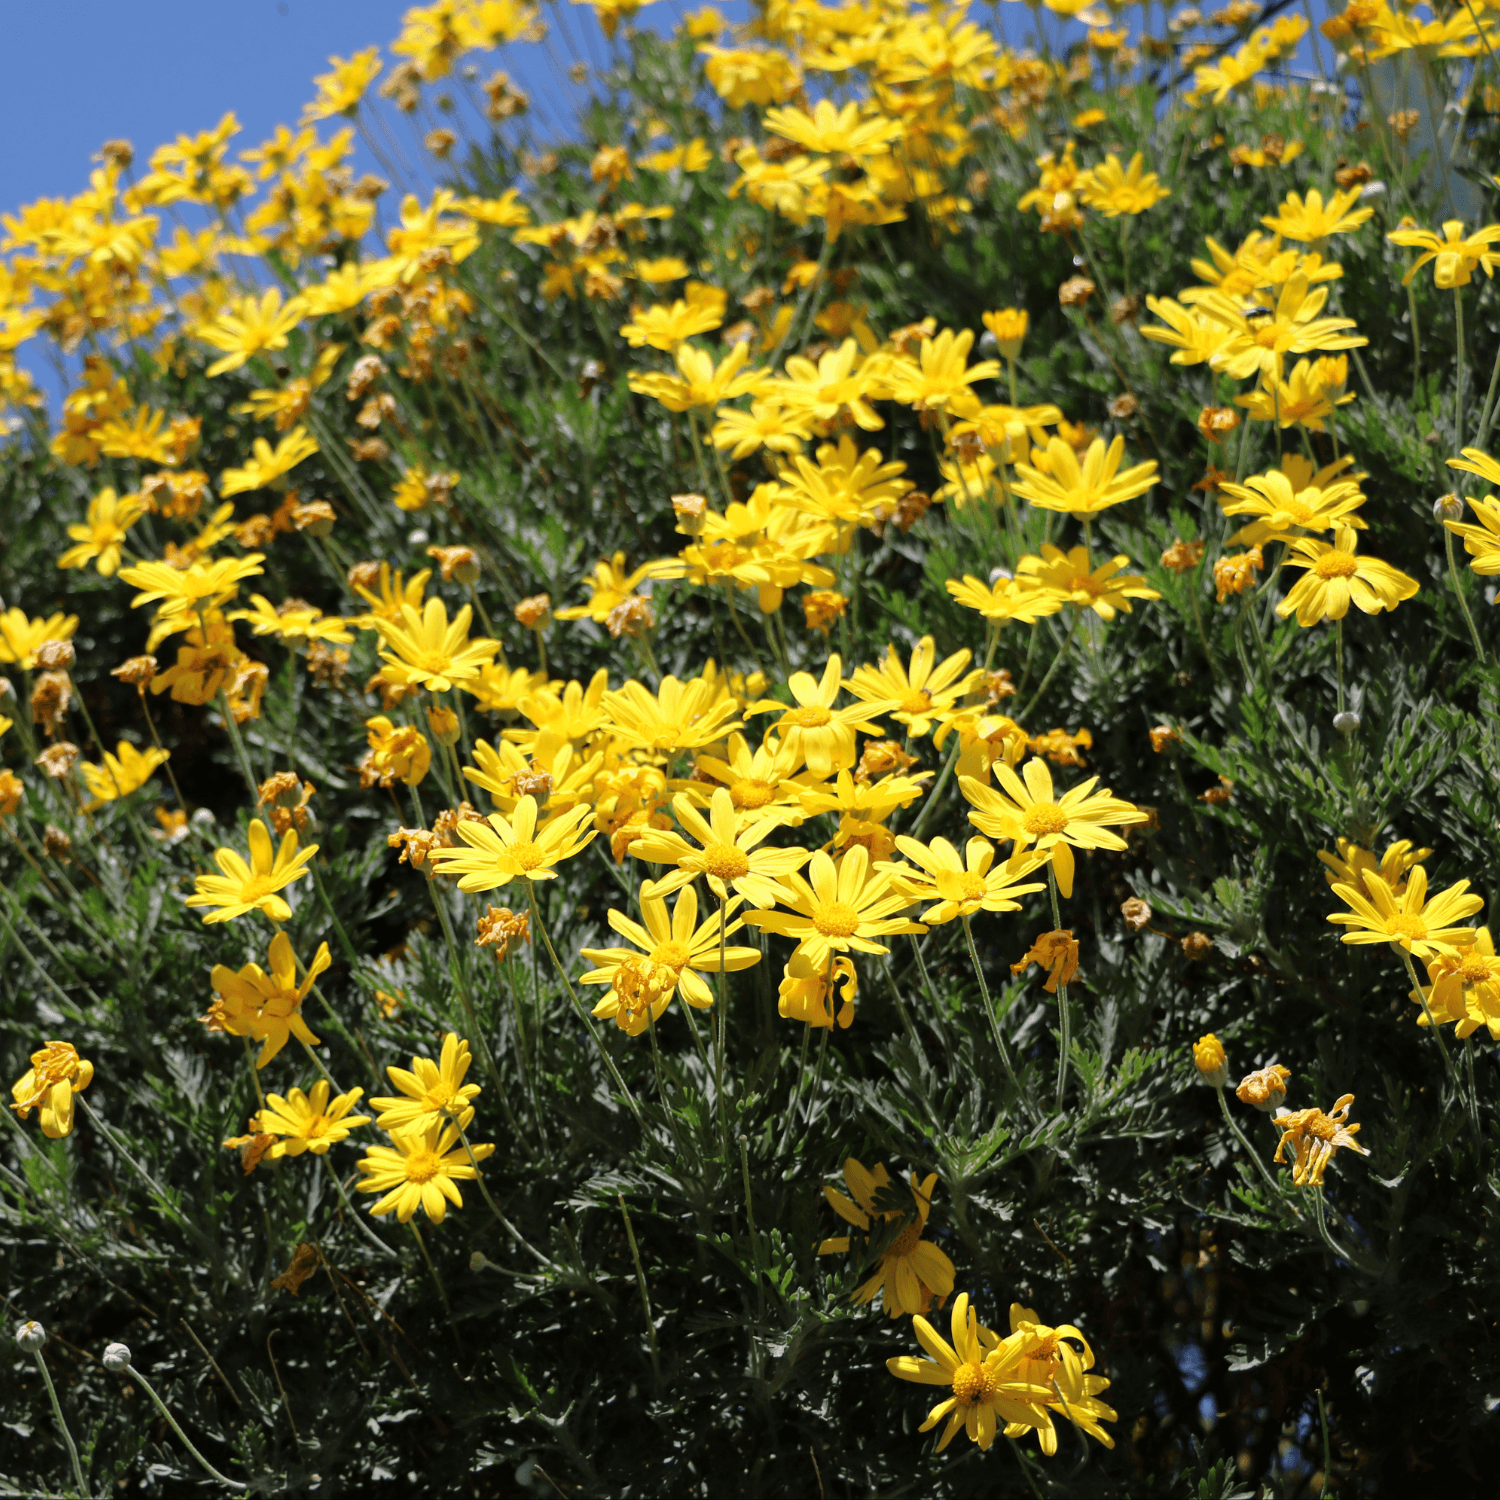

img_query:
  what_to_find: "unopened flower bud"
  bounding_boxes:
[672,493,707,536]
[1192,1033,1228,1088]
[14,1320,47,1352]
[102,1342,132,1372]
[1333,710,1360,736]
[427,705,460,746]
[1433,493,1464,523]
[514,594,552,631]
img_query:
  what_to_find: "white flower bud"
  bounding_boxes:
[1333,711,1360,736]
[1433,493,1465,523]
[14,1320,47,1352]
[102,1342,132,1372]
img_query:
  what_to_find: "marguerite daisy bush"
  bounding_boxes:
[4,1,1499,1491]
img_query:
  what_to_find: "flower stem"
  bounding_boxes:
[526,882,646,1128]
[1444,526,1486,664]
[322,1155,399,1260]
[410,1220,451,1318]
[617,1193,662,1382]
[31,1348,90,1500]
[1048,865,1071,1115]
[962,915,1026,1105]
[216,689,260,806]
[1018,609,1080,724]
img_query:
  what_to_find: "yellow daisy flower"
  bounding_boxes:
[882,836,1047,924]
[845,637,981,739]
[1327,866,1482,959]
[207,931,330,1067]
[428,795,597,891]
[1415,927,1500,1039]
[1273,1094,1367,1186]
[748,654,898,778]
[11,1040,94,1139]
[1015,545,1160,620]
[1275,526,1418,626]
[960,758,1144,898]
[819,1158,955,1318]
[743,845,925,967]
[629,787,809,906]
[373,597,498,694]
[580,879,761,1014]
[356,1121,493,1223]
[1004,1304,1118,1453]
[79,741,170,810]
[369,1033,482,1135]
[187,820,319,924]
[247,1081,371,1158]
[885,1293,1054,1454]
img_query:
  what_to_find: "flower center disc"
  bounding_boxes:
[507,839,546,870]
[787,705,833,728]
[652,942,692,970]
[1314,551,1360,579]
[901,689,934,713]
[1023,802,1071,837]
[702,844,751,881]
[887,1219,923,1258]
[951,1362,995,1406]
[405,1150,441,1184]
[811,900,861,937]
[1385,913,1427,941]
[939,871,988,902]
[1458,959,1493,984]
[732,780,776,809]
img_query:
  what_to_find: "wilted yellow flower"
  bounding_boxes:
[11,1040,94,1139]
[1273,1094,1367,1185]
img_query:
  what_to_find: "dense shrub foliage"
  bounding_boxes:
[3,2,1500,1495]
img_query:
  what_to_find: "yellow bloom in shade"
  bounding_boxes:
[961,759,1145,898]
[630,787,809,906]
[748,654,897,777]
[600,674,743,754]
[58,487,145,576]
[1192,1032,1229,1087]
[744,845,925,967]
[1316,836,1430,899]
[555,552,684,623]
[187,820,319,924]
[1388,220,1500,288]
[360,716,430,788]
[374,598,498,694]
[820,1158,955,1318]
[882,836,1047,924]
[1077,152,1170,217]
[243,1081,370,1157]
[982,307,1028,359]
[11,1040,94,1139]
[356,1121,494,1223]
[1327,866,1483,959]
[429,794,597,891]
[945,574,1066,625]
[846,638,981,739]
[1415,927,1500,1039]
[580,879,760,1015]
[369,1033,481,1135]
[1015,545,1160,620]
[778,951,858,1028]
[1262,186,1373,243]
[1273,1094,1367,1186]
[1275,527,1418,626]
[886,1293,1054,1453]
[1011,435,1158,516]
[1006,1304,1118,1453]
[0,609,80,669]
[207,931,330,1066]
[79,741,170,810]
[349,562,430,628]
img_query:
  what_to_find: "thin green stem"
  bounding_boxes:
[526,881,646,1127]
[1017,610,1080,723]
[618,1194,662,1382]
[322,1155,400,1260]
[31,1349,90,1500]
[410,1221,451,1317]
[962,916,1026,1104]
[1445,527,1486,664]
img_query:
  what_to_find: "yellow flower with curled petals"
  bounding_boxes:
[845,637,982,739]
[11,1041,94,1139]
[1327,866,1482,960]
[1274,526,1418,626]
[243,1081,370,1158]
[373,597,499,694]
[369,1033,481,1135]
[207,931,329,1066]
